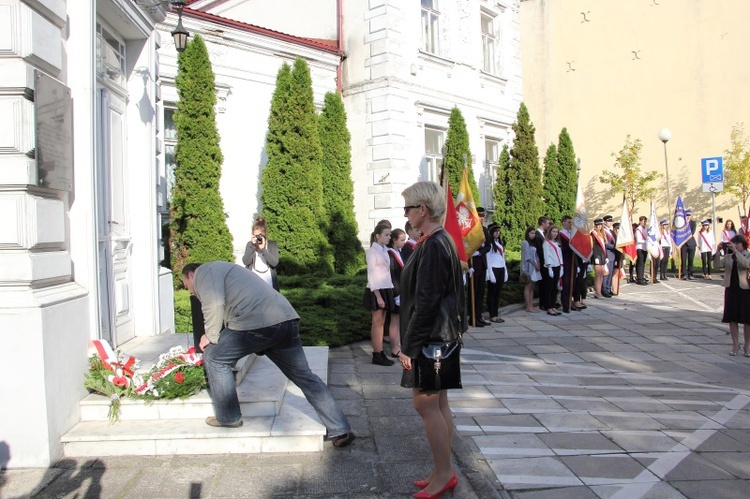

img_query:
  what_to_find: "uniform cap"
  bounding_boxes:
[603,215,613,222]
[685,209,692,215]
[593,218,604,225]
[660,219,668,226]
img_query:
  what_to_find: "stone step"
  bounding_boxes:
[232,353,256,385]
[63,347,330,457]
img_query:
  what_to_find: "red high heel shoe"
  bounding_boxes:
[412,473,458,498]
[413,479,429,488]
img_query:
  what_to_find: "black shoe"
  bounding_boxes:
[687,275,694,280]
[602,292,613,298]
[562,308,570,313]
[372,351,395,366]
[571,305,581,311]
[637,281,648,286]
[474,321,485,328]
[478,318,491,326]
[328,431,356,448]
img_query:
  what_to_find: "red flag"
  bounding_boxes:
[570,182,593,260]
[444,182,468,264]
[455,168,485,255]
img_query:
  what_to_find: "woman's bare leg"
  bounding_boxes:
[413,390,454,493]
[388,313,401,355]
[370,309,385,352]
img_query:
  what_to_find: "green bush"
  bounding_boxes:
[174,289,192,334]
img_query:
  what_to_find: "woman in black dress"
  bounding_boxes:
[399,181,466,498]
[721,235,750,356]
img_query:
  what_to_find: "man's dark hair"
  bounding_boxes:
[561,215,573,223]
[405,221,413,233]
[182,262,203,276]
[538,216,550,225]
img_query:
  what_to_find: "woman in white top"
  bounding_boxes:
[697,220,716,279]
[486,224,508,323]
[363,222,396,366]
[543,226,564,316]
[521,227,542,313]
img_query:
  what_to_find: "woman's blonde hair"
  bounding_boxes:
[401,181,445,223]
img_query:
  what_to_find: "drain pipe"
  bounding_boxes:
[337,0,344,95]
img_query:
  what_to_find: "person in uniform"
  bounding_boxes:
[681,210,698,279]
[698,219,716,279]
[559,215,575,312]
[601,215,616,297]
[591,218,608,298]
[470,207,491,326]
[635,216,649,285]
[401,221,421,262]
[659,220,673,281]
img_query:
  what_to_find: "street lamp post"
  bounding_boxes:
[171,1,189,53]
[658,128,672,220]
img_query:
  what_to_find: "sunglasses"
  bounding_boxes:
[403,205,421,214]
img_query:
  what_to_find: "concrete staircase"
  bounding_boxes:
[61,339,329,457]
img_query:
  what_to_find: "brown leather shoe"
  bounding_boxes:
[205,416,243,428]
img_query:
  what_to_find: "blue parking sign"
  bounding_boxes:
[701,157,723,183]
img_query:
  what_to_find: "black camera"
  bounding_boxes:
[255,234,264,244]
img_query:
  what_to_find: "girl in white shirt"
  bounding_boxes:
[363,222,396,366]
[698,220,716,279]
[486,224,508,323]
[543,226,564,316]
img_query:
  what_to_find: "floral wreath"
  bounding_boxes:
[83,340,206,424]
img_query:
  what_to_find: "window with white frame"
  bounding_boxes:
[421,0,441,55]
[481,11,497,74]
[485,139,501,210]
[163,106,177,206]
[96,22,127,89]
[424,127,445,183]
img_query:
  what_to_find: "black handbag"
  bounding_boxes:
[417,340,461,391]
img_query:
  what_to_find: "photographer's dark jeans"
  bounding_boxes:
[203,320,351,437]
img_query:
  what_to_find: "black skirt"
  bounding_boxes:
[722,266,750,324]
[400,344,462,392]
[362,287,396,312]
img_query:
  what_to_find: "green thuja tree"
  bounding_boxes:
[318,92,362,275]
[542,144,560,224]
[171,34,233,284]
[502,103,544,250]
[261,58,332,275]
[444,107,480,203]
[556,128,579,216]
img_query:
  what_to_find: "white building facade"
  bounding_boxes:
[0,0,521,468]
[0,0,169,468]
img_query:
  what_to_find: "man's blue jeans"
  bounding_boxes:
[202,319,351,437]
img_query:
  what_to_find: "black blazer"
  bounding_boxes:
[400,229,466,359]
[242,240,280,291]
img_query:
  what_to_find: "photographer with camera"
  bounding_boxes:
[242,215,280,291]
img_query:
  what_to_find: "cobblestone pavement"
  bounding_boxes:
[457,276,750,498]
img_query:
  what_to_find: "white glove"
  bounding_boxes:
[548,267,554,278]
[559,266,564,278]
[394,295,400,306]
[468,267,475,276]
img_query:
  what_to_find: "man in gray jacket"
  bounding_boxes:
[181,261,354,447]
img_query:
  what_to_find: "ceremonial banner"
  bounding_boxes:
[647,201,663,258]
[444,181,469,264]
[455,168,485,255]
[672,196,692,248]
[570,182,593,260]
[616,198,637,262]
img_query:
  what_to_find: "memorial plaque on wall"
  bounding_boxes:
[35,70,74,191]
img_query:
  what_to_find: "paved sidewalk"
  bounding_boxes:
[2,276,748,498]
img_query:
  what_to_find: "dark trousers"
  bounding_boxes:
[472,270,486,322]
[681,244,696,277]
[190,295,206,353]
[561,262,573,310]
[546,266,561,309]
[603,251,616,293]
[660,247,671,278]
[573,257,588,302]
[539,271,553,309]
[486,268,506,318]
[701,251,712,276]
[636,249,648,283]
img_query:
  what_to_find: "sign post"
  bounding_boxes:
[701,157,724,244]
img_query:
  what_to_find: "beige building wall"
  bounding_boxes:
[520,0,750,227]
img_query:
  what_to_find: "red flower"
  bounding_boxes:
[196,360,204,367]
[174,372,185,384]
[187,347,196,354]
